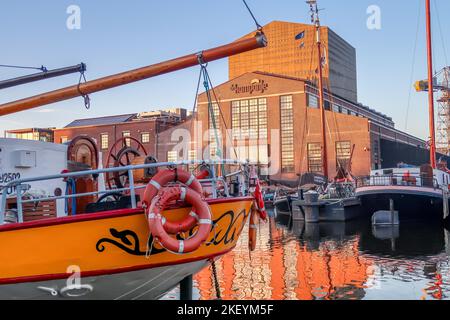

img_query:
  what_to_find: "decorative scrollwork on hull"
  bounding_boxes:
[95,209,248,256]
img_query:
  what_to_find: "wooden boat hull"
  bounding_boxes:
[0,197,253,299]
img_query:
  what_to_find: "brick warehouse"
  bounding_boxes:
[191,20,438,185]
[196,71,429,185]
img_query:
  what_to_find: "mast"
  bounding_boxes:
[308,0,328,178]
[425,0,437,168]
[0,33,266,117]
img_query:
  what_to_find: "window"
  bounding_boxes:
[280,95,294,173]
[231,99,268,140]
[232,101,240,139]
[167,150,178,162]
[249,99,258,139]
[209,103,221,157]
[336,141,352,169]
[230,98,268,163]
[258,98,268,139]
[100,133,109,150]
[60,136,68,144]
[122,131,131,147]
[307,93,318,109]
[372,139,380,170]
[332,104,341,113]
[240,100,249,138]
[141,132,150,144]
[188,150,197,161]
[308,143,322,173]
[187,150,197,170]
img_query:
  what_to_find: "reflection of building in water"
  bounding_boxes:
[194,219,373,300]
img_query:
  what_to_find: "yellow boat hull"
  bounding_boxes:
[0,197,252,299]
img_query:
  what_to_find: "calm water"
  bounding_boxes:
[162,209,450,300]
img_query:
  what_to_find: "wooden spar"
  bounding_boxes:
[0,64,86,90]
[425,0,436,168]
[0,32,267,116]
[309,0,328,179]
[317,33,328,179]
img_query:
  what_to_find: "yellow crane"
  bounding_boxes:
[415,67,450,155]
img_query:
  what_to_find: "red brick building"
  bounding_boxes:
[196,71,426,184]
[53,110,186,168]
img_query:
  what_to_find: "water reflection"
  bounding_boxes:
[191,210,450,300]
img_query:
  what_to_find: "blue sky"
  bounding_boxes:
[0,0,449,140]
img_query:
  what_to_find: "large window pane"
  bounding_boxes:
[336,141,351,169]
[229,98,268,164]
[100,133,109,150]
[281,95,294,173]
[308,143,322,173]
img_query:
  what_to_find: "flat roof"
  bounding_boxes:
[64,113,137,128]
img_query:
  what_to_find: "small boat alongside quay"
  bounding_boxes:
[355,165,450,221]
[355,0,450,223]
[273,190,298,216]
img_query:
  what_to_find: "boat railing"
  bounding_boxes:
[0,159,251,225]
[325,182,356,199]
[355,174,440,190]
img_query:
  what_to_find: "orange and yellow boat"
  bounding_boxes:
[0,181,253,299]
[0,31,267,300]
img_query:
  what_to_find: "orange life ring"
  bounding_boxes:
[161,209,200,235]
[143,168,203,206]
[253,179,267,221]
[248,206,258,252]
[143,168,203,233]
[147,186,212,254]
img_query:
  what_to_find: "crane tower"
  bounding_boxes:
[415,67,450,155]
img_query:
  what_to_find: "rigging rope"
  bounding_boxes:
[189,56,239,179]
[298,34,318,173]
[188,59,205,170]
[196,55,239,160]
[242,0,262,31]
[202,67,222,159]
[195,56,227,177]
[432,0,449,67]
[0,64,48,72]
[204,69,238,156]
[405,0,422,131]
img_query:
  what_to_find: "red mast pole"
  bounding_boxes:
[426,0,437,168]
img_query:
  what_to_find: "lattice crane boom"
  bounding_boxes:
[415,67,450,155]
